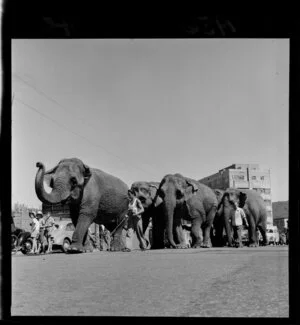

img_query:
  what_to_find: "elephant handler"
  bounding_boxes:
[122,190,148,251]
[44,212,55,253]
[231,202,249,248]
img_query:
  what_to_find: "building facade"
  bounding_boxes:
[42,203,70,220]
[272,201,288,233]
[199,164,273,225]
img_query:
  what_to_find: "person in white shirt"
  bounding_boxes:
[231,202,249,248]
[122,190,147,251]
[29,211,40,254]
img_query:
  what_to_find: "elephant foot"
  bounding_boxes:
[176,244,189,249]
[261,241,268,246]
[192,242,202,249]
[83,244,94,253]
[249,243,258,247]
[201,242,211,248]
[67,244,84,254]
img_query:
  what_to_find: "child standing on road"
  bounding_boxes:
[44,212,55,253]
[29,211,40,254]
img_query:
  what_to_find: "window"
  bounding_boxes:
[251,176,256,180]
[261,176,265,180]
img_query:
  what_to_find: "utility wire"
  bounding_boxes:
[14,96,157,178]
[13,72,162,178]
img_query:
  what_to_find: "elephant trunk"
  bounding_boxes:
[162,191,177,248]
[35,162,69,204]
[223,206,233,246]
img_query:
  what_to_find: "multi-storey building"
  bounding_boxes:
[199,164,273,225]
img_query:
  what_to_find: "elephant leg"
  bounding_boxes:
[247,215,258,247]
[224,216,233,247]
[202,206,216,248]
[191,218,203,248]
[213,218,224,247]
[257,223,268,246]
[174,219,189,249]
[151,210,165,249]
[68,213,94,253]
[82,232,95,253]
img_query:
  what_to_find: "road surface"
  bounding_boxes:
[11,246,288,317]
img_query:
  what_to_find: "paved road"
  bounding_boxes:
[11,246,288,317]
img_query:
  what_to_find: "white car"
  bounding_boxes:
[51,220,75,252]
[266,226,279,245]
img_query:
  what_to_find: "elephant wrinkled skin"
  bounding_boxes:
[35,158,129,253]
[213,188,268,247]
[155,174,218,249]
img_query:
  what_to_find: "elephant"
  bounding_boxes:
[35,158,129,253]
[130,181,165,249]
[213,188,268,247]
[154,174,218,249]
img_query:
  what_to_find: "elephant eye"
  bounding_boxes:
[139,197,146,203]
[176,190,184,199]
[70,177,77,187]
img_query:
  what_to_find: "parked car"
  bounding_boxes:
[51,220,75,253]
[266,225,279,245]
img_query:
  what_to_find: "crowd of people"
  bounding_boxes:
[25,192,149,254]
[29,210,56,254]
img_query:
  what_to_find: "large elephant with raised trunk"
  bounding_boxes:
[154,174,218,249]
[35,158,129,253]
[213,188,268,247]
[130,181,165,249]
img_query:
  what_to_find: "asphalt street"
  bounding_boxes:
[11,246,288,317]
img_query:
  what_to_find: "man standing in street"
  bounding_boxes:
[36,211,46,253]
[231,202,249,248]
[44,212,55,253]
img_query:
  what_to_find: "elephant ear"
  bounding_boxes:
[186,180,198,193]
[183,179,198,201]
[238,191,247,208]
[83,163,91,178]
[214,189,224,202]
[148,183,159,201]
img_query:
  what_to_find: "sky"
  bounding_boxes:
[12,39,289,208]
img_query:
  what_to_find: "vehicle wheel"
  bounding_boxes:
[21,238,33,255]
[11,235,18,250]
[62,238,71,253]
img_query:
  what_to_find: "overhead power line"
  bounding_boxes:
[13,72,162,178]
[14,96,157,178]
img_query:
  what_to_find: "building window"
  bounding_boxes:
[235,175,244,180]
[261,176,265,180]
[251,176,256,180]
